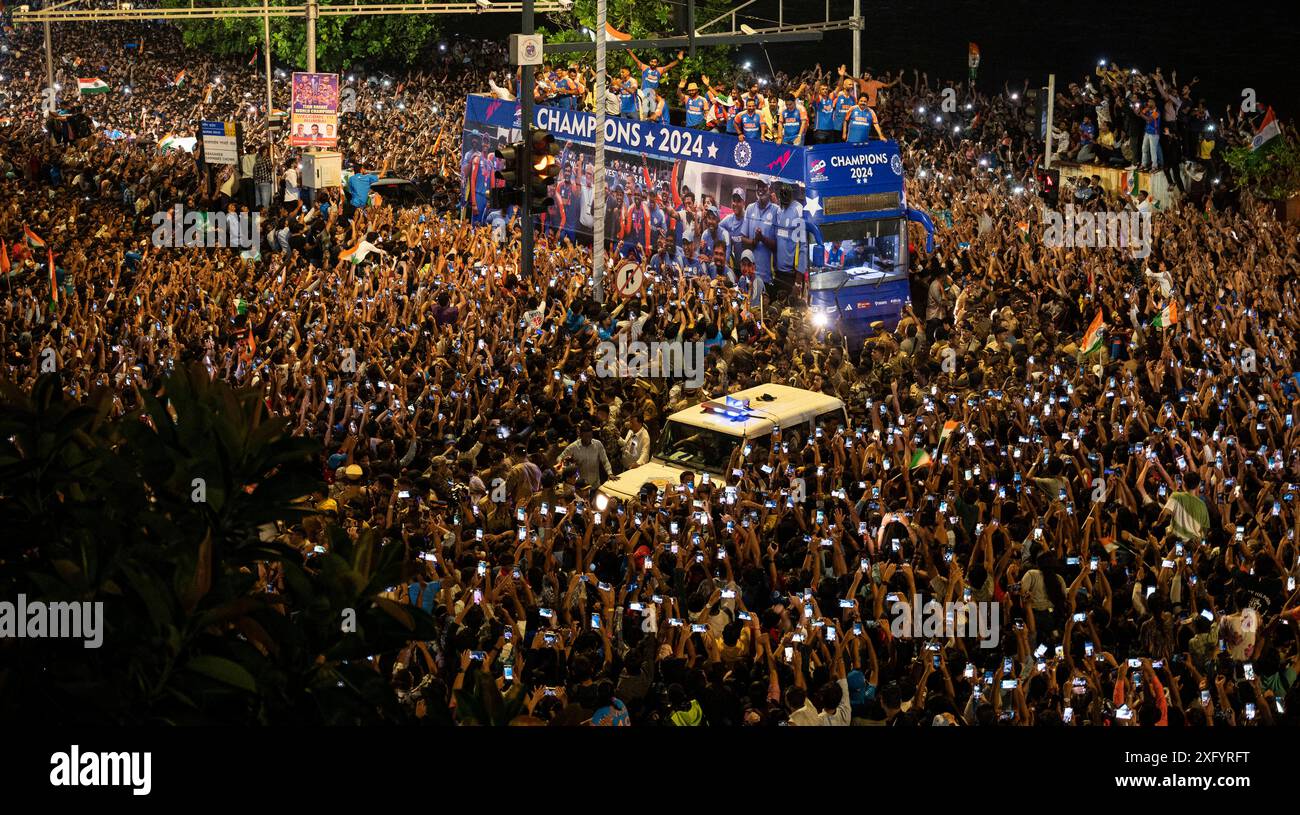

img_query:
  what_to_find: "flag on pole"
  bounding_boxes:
[77,77,110,94]
[23,225,46,252]
[173,69,187,87]
[1251,106,1280,151]
[48,247,58,305]
[967,43,981,69]
[605,22,632,41]
[909,449,933,470]
[939,420,960,443]
[1151,301,1179,329]
[1081,309,1105,354]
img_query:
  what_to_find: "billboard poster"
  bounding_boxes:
[290,72,339,147]
[200,120,240,166]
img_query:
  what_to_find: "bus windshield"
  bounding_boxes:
[809,218,905,283]
[654,420,738,474]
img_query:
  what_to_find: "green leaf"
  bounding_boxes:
[184,655,258,694]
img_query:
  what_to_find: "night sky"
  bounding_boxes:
[735,0,1299,116]
[443,1,1297,115]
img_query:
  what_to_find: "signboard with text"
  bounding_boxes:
[290,72,339,147]
[200,120,240,166]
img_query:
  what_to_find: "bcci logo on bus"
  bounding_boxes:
[732,140,752,169]
[809,159,828,183]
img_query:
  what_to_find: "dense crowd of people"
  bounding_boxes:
[2,18,1299,727]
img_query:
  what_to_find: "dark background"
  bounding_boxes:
[447,1,1298,115]
[731,0,1299,116]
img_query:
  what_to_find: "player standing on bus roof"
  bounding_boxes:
[810,82,842,144]
[646,87,669,124]
[741,179,777,283]
[618,67,639,119]
[734,97,764,142]
[843,95,885,143]
[702,76,739,135]
[831,74,857,137]
[678,80,710,129]
[629,50,683,119]
[780,90,807,145]
[552,65,575,110]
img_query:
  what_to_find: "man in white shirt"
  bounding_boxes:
[622,414,651,470]
[283,163,300,204]
[1143,262,1173,299]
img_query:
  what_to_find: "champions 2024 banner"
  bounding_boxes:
[290,72,339,148]
[460,94,903,251]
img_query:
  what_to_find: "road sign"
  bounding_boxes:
[200,120,240,165]
[614,261,643,298]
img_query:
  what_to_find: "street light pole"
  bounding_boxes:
[44,20,54,91]
[592,0,606,302]
[1045,73,1056,170]
[263,0,273,115]
[306,0,317,72]
[851,0,861,77]
[520,0,535,281]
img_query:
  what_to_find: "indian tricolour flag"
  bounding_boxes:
[338,240,366,265]
[909,449,933,470]
[939,420,960,443]
[158,133,185,154]
[1151,301,1178,329]
[48,247,59,305]
[174,69,187,87]
[23,225,46,252]
[1251,107,1280,151]
[605,22,632,41]
[78,77,110,95]
[1081,309,1105,354]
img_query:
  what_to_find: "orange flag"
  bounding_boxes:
[48,246,59,304]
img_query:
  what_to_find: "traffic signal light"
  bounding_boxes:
[528,127,561,214]
[491,140,525,211]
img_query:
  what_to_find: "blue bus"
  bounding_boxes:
[461,94,933,342]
